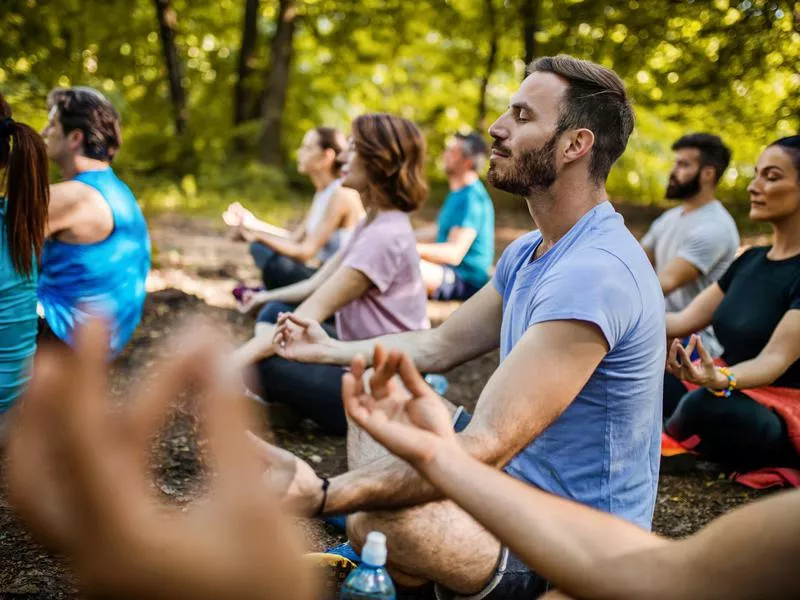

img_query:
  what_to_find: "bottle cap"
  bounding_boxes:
[361,531,388,566]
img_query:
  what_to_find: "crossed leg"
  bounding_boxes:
[344,410,502,594]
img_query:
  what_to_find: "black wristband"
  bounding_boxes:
[313,477,330,517]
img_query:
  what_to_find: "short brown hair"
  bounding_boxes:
[47,87,122,162]
[529,55,634,183]
[351,114,428,212]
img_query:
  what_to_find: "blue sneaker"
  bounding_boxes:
[325,541,361,565]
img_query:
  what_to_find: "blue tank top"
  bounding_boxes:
[37,169,150,356]
[0,198,38,412]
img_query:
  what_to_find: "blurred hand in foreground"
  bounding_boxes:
[6,320,314,600]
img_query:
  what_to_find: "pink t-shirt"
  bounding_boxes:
[335,211,430,341]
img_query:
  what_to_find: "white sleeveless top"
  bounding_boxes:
[305,179,354,263]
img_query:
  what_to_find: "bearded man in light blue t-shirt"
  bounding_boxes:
[261,55,666,599]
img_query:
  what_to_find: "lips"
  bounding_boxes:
[491,148,510,158]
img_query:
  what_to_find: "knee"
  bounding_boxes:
[665,388,716,437]
[346,512,393,555]
[256,300,294,325]
[346,513,369,554]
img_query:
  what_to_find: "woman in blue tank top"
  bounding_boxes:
[0,92,49,429]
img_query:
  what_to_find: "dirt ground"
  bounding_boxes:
[0,204,775,598]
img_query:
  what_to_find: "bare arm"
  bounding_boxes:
[324,319,609,515]
[308,283,503,373]
[231,254,365,369]
[665,283,724,339]
[416,226,478,266]
[250,249,346,309]
[244,189,355,262]
[415,223,438,243]
[47,181,112,241]
[658,257,702,296]
[423,445,800,600]
[725,310,800,388]
[678,309,800,392]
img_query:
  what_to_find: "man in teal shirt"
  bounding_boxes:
[417,132,495,300]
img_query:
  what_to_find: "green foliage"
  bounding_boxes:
[1,0,798,211]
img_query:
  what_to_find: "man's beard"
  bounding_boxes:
[488,133,558,196]
[665,170,701,200]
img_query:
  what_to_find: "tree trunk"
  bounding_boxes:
[234,0,260,126]
[258,0,298,166]
[475,0,498,131]
[521,0,540,78]
[153,0,187,134]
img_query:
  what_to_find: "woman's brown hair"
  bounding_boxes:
[351,114,428,212]
[0,92,49,278]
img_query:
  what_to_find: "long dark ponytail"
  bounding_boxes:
[0,92,49,278]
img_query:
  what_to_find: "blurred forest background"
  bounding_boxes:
[2,0,798,225]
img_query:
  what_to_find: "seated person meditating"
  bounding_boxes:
[664,136,800,474]
[38,87,150,356]
[416,132,495,300]
[641,133,739,357]
[224,126,364,293]
[231,113,429,435]
[0,93,49,438]
[269,56,665,598]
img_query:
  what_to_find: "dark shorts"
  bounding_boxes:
[432,266,481,302]
[399,408,551,599]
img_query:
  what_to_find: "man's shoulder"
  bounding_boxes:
[50,180,104,210]
[686,202,740,239]
[653,204,683,224]
[563,226,657,294]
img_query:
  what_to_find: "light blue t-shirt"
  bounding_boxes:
[0,199,38,412]
[493,201,665,529]
[436,180,495,288]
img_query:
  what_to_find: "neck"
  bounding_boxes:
[308,169,336,192]
[58,155,109,180]
[769,210,800,259]
[679,188,716,213]
[525,177,607,252]
[448,170,479,191]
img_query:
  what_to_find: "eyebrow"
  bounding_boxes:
[511,102,536,115]
[758,165,784,174]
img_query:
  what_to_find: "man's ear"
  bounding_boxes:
[700,165,717,186]
[67,129,85,155]
[562,128,595,165]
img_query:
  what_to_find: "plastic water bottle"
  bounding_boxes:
[339,531,396,600]
[424,373,449,396]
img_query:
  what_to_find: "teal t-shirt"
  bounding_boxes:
[0,198,38,412]
[435,180,495,288]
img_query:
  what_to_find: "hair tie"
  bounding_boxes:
[0,117,14,137]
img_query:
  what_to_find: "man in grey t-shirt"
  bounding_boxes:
[641,133,740,356]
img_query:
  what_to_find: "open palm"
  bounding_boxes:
[342,346,458,470]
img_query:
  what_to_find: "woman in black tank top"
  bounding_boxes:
[663,136,800,474]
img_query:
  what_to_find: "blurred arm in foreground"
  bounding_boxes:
[343,348,800,600]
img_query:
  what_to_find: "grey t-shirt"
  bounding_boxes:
[641,200,739,355]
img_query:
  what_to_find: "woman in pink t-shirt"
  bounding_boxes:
[231,114,430,435]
